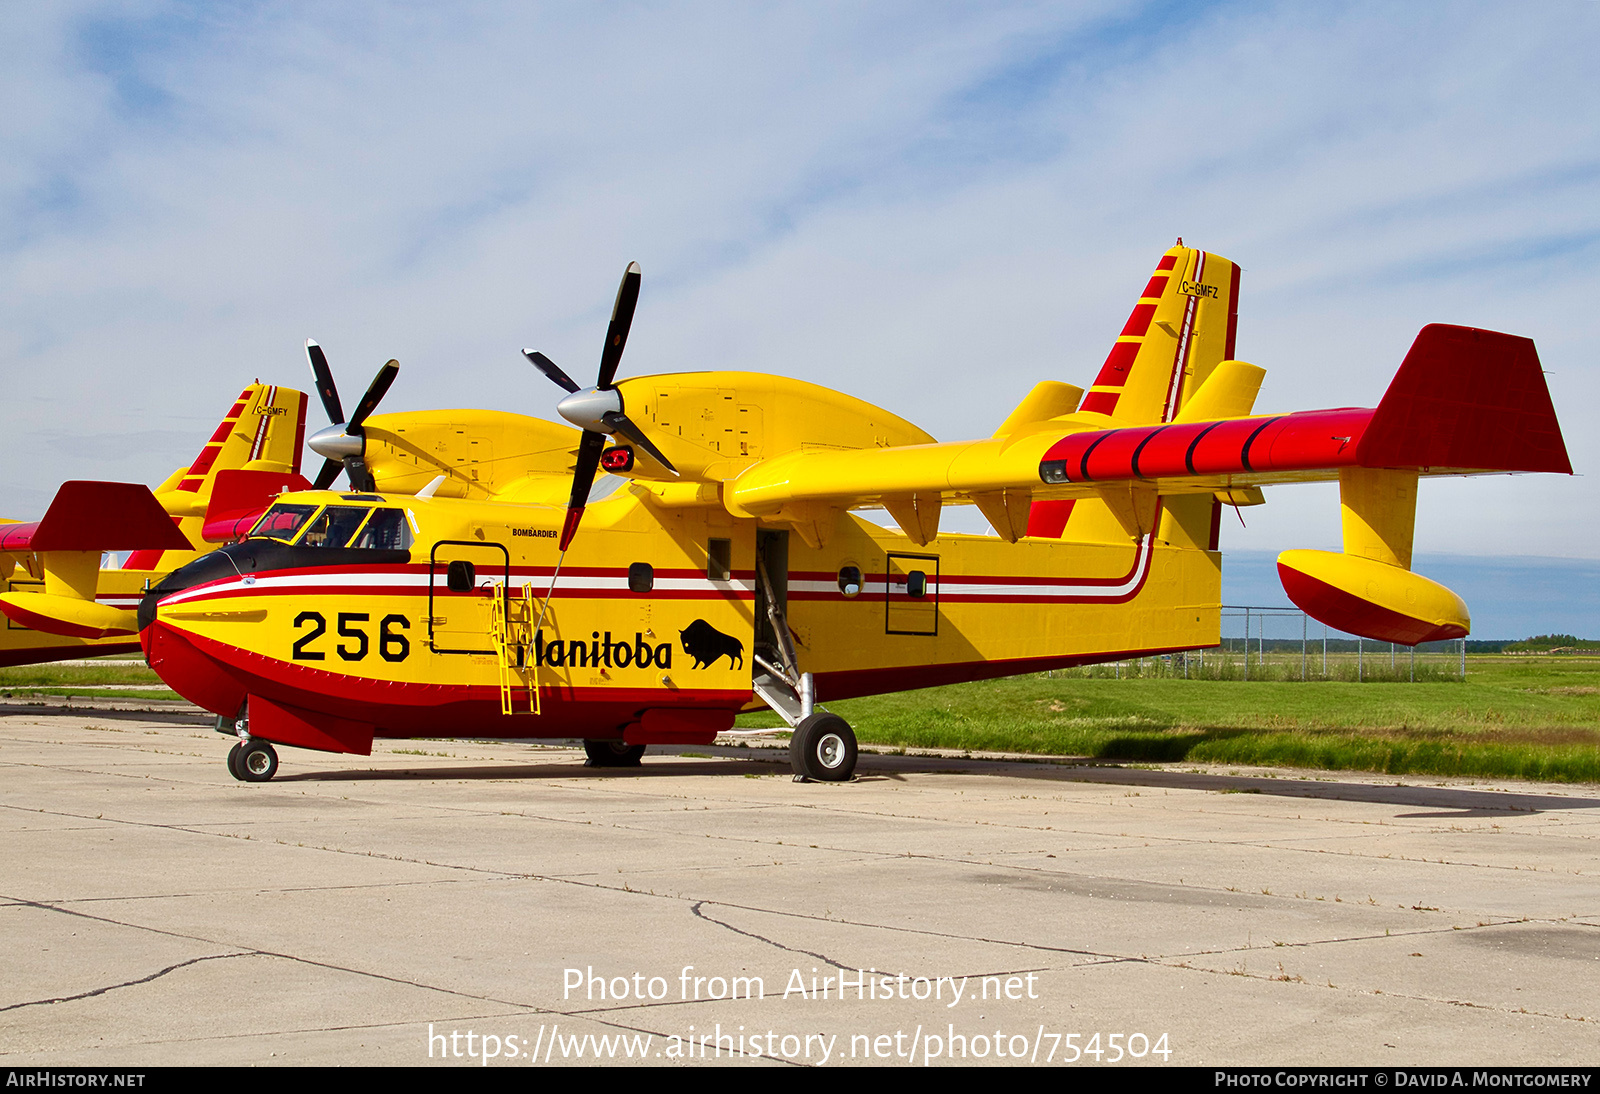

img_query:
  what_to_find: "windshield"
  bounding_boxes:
[248,504,319,543]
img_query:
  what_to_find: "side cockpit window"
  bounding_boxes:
[249,504,319,543]
[352,509,413,551]
[301,506,372,548]
[247,502,412,552]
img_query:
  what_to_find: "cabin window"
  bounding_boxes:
[249,504,319,543]
[446,560,476,592]
[838,565,862,598]
[906,570,928,598]
[707,538,731,582]
[300,506,371,548]
[628,563,654,593]
[352,509,413,551]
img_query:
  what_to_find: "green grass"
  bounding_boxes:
[739,655,1600,784]
[0,659,178,700]
[10,653,1598,783]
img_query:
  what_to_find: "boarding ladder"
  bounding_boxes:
[491,583,542,716]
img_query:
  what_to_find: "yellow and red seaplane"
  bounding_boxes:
[130,244,1570,783]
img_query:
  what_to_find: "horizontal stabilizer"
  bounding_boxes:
[1040,325,1571,486]
[0,482,193,553]
[1359,324,1571,474]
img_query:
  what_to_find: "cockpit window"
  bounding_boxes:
[352,509,413,551]
[300,506,372,548]
[248,504,319,543]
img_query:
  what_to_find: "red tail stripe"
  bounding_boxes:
[1119,303,1156,338]
[1099,341,1139,379]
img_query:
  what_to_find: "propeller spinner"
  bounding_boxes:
[304,340,399,493]
[524,262,677,550]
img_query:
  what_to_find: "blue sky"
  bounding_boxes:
[2,2,1597,628]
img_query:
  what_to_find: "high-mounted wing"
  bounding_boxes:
[719,243,1570,645]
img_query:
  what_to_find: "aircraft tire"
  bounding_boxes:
[226,743,245,782]
[584,739,645,767]
[790,713,857,782]
[238,740,278,782]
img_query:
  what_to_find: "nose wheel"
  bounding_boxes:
[226,740,279,782]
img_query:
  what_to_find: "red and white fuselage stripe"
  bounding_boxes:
[158,539,1157,611]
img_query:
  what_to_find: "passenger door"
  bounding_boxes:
[885,552,939,636]
[428,540,510,655]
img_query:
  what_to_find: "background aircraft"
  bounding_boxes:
[131,244,1569,783]
[0,382,312,665]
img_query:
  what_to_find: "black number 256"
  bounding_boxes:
[293,611,410,662]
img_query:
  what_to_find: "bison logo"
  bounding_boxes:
[679,619,744,669]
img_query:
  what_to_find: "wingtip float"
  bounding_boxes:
[128,242,1570,783]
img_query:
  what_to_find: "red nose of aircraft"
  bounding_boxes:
[140,612,249,720]
[137,543,267,720]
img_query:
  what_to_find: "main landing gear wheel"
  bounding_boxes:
[226,743,245,781]
[238,740,279,782]
[789,712,857,782]
[584,739,644,768]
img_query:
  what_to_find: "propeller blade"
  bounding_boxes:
[595,262,641,390]
[312,457,343,491]
[347,359,399,431]
[601,411,678,476]
[305,340,344,426]
[524,350,580,394]
[560,431,607,551]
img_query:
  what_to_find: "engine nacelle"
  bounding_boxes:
[1276,549,1468,646]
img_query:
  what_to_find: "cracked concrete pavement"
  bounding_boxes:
[2,702,1598,1067]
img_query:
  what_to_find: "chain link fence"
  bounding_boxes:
[1072,606,1469,682]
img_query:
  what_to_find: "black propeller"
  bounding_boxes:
[304,340,399,493]
[523,262,677,550]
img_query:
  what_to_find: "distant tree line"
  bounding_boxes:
[1499,634,1600,653]
[1216,635,1593,654]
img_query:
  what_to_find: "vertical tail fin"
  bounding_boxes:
[169,382,308,495]
[1078,241,1241,425]
[131,384,309,570]
[1026,242,1242,544]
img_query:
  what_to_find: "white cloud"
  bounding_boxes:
[1,0,1594,562]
